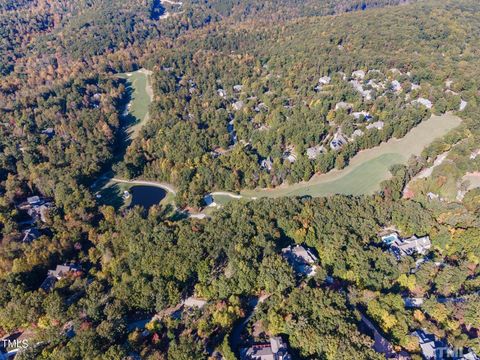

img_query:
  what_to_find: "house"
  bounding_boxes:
[390,235,432,259]
[254,103,268,112]
[459,100,468,111]
[316,76,331,91]
[335,102,353,111]
[27,203,52,223]
[260,157,273,171]
[330,134,347,150]
[352,70,366,79]
[352,129,364,138]
[352,111,373,121]
[41,127,55,137]
[411,83,421,91]
[390,80,402,93]
[217,89,227,98]
[411,330,452,360]
[182,297,207,309]
[27,196,42,206]
[366,121,384,130]
[404,297,424,309]
[21,228,41,243]
[282,245,318,277]
[282,148,297,163]
[306,145,325,160]
[461,350,480,360]
[233,84,243,92]
[412,98,433,109]
[40,264,80,292]
[319,76,331,85]
[241,337,291,360]
[351,80,372,100]
[233,101,244,111]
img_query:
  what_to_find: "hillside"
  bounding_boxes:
[117,0,479,205]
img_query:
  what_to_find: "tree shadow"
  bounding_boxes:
[97,183,125,210]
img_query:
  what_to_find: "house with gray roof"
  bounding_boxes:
[330,134,347,151]
[412,98,433,109]
[390,235,431,259]
[282,245,318,277]
[27,196,42,206]
[40,264,80,292]
[306,145,325,160]
[260,157,273,171]
[366,121,384,130]
[241,337,291,360]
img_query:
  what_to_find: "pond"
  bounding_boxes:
[129,186,166,210]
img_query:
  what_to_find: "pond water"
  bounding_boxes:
[129,186,166,210]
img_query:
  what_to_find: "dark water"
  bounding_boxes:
[129,186,166,210]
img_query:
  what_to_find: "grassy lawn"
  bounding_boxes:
[242,113,463,198]
[117,69,153,140]
[212,194,240,206]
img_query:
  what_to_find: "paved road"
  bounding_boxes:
[111,178,177,195]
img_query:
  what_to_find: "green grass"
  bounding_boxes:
[241,113,463,198]
[212,194,239,206]
[117,69,153,140]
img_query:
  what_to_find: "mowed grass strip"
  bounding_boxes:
[118,69,153,140]
[242,113,463,198]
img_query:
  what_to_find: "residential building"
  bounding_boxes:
[306,145,325,160]
[411,330,479,360]
[27,203,52,223]
[390,235,431,258]
[27,196,42,206]
[411,329,447,360]
[282,245,318,277]
[404,297,424,309]
[241,337,291,360]
[260,157,273,171]
[352,111,373,121]
[182,297,207,309]
[41,127,55,137]
[233,101,244,111]
[40,264,80,292]
[282,148,297,163]
[335,102,353,111]
[412,98,433,109]
[366,121,384,130]
[352,129,364,139]
[330,134,347,151]
[352,70,366,79]
[233,84,243,92]
[390,80,402,93]
[382,232,431,259]
[319,76,331,85]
